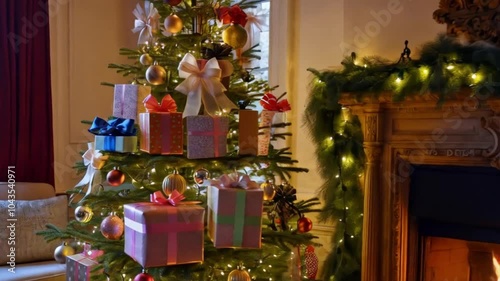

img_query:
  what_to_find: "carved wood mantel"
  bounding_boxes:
[339,92,500,281]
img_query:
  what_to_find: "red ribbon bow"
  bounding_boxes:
[143,94,177,113]
[150,190,185,206]
[260,92,291,112]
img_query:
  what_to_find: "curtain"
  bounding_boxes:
[0,0,54,185]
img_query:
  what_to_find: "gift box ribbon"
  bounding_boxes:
[211,173,260,247]
[88,117,136,136]
[175,53,237,117]
[143,94,177,113]
[260,92,291,112]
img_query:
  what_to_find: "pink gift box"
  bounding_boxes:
[124,202,205,267]
[207,185,263,248]
[139,112,183,155]
[66,251,103,281]
[185,116,229,159]
[113,84,150,120]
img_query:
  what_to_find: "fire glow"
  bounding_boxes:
[493,252,500,281]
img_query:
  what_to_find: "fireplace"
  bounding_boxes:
[339,92,500,281]
[410,165,500,281]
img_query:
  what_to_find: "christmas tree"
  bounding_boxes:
[40,1,322,280]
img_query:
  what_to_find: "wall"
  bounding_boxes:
[283,0,446,276]
[50,0,136,193]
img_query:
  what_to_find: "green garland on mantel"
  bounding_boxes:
[304,34,500,281]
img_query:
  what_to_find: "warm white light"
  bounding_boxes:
[342,156,346,162]
[395,77,402,83]
[335,174,340,178]
[446,65,454,70]
[363,64,367,68]
[471,73,477,79]
[493,253,500,281]
[151,168,156,173]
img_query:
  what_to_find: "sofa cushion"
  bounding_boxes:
[0,260,66,281]
[0,196,68,264]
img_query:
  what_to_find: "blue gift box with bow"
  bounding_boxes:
[89,117,138,153]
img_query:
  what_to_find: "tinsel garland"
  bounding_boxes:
[305,34,500,281]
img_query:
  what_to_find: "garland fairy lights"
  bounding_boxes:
[305,34,500,281]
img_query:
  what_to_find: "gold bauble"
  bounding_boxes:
[139,53,153,66]
[145,64,167,85]
[54,242,75,264]
[74,205,93,223]
[100,214,124,240]
[162,170,187,195]
[222,24,248,49]
[227,268,251,281]
[164,14,183,34]
[261,180,275,201]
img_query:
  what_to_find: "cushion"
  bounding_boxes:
[0,260,66,281]
[0,196,68,264]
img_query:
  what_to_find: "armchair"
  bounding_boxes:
[0,182,68,281]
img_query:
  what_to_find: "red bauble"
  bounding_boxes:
[164,0,182,6]
[100,214,124,240]
[297,216,313,233]
[107,168,125,186]
[134,272,154,281]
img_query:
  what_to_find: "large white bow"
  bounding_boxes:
[131,1,160,45]
[175,53,237,117]
[70,142,108,204]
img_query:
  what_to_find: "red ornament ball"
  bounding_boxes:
[164,0,182,6]
[134,272,154,281]
[107,168,125,186]
[100,214,124,240]
[297,216,313,233]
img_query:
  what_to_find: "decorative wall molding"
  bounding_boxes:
[482,116,500,169]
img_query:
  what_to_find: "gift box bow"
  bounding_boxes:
[88,117,136,136]
[143,94,177,113]
[216,173,259,190]
[260,92,291,112]
[175,53,237,117]
[70,142,108,204]
[150,190,185,206]
[132,1,160,44]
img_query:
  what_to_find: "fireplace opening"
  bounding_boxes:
[409,165,500,281]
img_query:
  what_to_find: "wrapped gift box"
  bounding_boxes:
[66,251,102,281]
[186,116,229,159]
[113,84,150,120]
[207,184,263,248]
[94,136,137,153]
[139,112,183,155]
[258,110,276,156]
[124,202,205,267]
[238,109,258,156]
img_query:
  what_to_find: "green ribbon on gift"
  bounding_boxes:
[213,190,261,247]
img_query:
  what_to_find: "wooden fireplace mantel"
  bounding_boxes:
[339,91,500,281]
